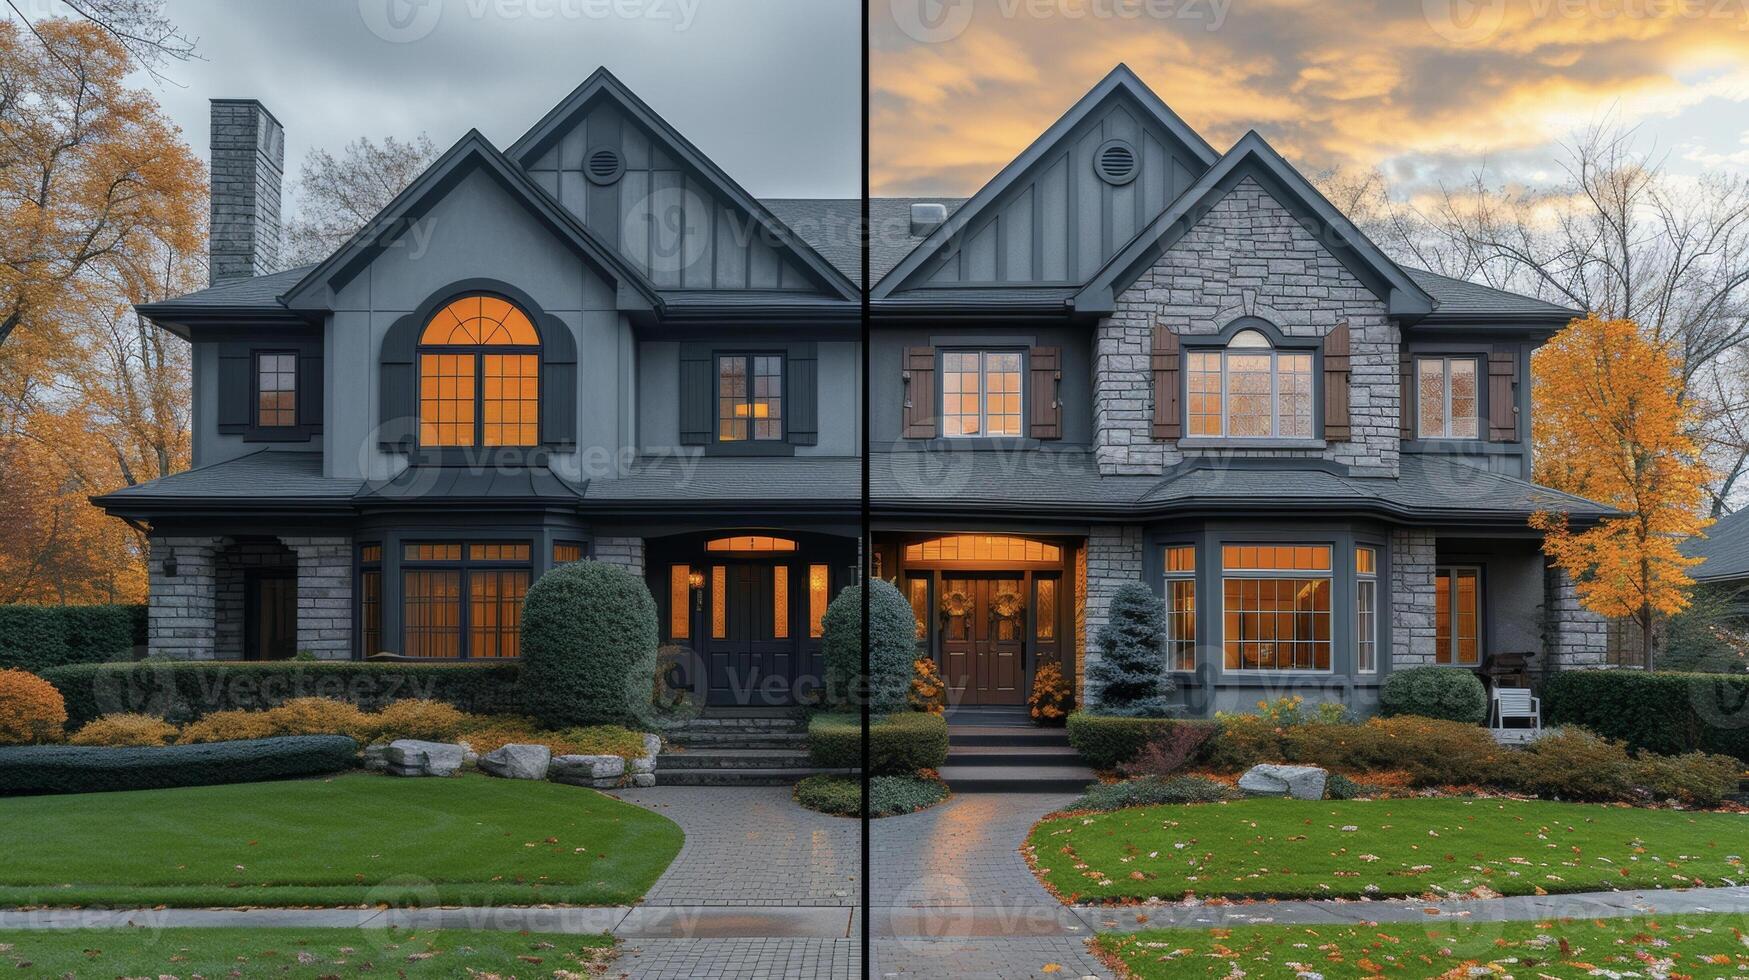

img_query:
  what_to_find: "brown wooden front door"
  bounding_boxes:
[940,575,1026,705]
[244,569,296,661]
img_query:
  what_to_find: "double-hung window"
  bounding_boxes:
[256,352,297,428]
[1221,544,1332,671]
[1355,546,1378,673]
[1416,356,1480,439]
[1163,545,1197,670]
[1186,329,1313,438]
[942,350,1023,437]
[717,354,784,442]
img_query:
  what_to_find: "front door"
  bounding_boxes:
[244,569,296,661]
[940,575,1026,705]
[704,562,796,706]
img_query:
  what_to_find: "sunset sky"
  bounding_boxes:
[870,0,1749,199]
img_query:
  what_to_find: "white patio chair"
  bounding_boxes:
[1489,686,1541,744]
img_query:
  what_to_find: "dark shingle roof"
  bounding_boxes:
[1689,508,1749,583]
[93,450,361,502]
[357,465,585,502]
[137,265,314,312]
[585,455,859,502]
[1405,268,1582,322]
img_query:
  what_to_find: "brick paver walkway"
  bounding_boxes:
[610,937,859,979]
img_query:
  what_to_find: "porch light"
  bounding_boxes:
[688,568,706,612]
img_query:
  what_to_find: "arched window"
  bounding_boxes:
[1186,328,1313,438]
[418,295,541,447]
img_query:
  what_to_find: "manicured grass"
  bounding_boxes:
[1096,914,1749,979]
[0,773,682,907]
[1028,797,1749,903]
[0,928,612,977]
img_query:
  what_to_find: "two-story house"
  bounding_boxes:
[864,66,1613,716]
[96,71,861,708]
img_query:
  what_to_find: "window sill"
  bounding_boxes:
[1177,437,1327,450]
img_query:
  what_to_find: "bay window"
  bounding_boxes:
[1186,329,1313,438]
[1221,544,1332,671]
[1163,545,1196,670]
[1356,546,1378,673]
[400,541,531,659]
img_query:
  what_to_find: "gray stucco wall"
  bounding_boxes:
[191,343,319,467]
[638,337,861,457]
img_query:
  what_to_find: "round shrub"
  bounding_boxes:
[820,578,915,713]
[265,697,372,739]
[177,709,277,744]
[69,713,178,747]
[0,669,66,745]
[366,698,466,742]
[1378,666,1487,723]
[794,773,948,817]
[519,560,658,728]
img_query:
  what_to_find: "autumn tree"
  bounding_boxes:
[282,134,436,267]
[1530,315,1713,668]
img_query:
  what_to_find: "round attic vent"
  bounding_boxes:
[585,147,624,185]
[1094,138,1138,185]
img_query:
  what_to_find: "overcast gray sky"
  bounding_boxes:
[104,0,859,200]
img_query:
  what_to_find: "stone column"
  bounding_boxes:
[1545,564,1609,669]
[1390,528,1437,667]
[281,535,352,660]
[148,535,223,660]
[593,537,646,577]
[1082,525,1145,706]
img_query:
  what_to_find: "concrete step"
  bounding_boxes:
[938,763,1096,793]
[668,718,806,733]
[664,732,810,750]
[948,725,1073,747]
[656,767,850,787]
[657,748,812,770]
[945,708,1033,728]
[946,744,1084,767]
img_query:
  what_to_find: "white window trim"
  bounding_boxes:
[941,349,1025,439]
[1218,545,1336,675]
[1356,547,1378,674]
[1415,355,1481,440]
[1186,346,1316,440]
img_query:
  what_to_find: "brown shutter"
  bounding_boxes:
[1322,321,1351,441]
[1028,346,1062,440]
[902,346,936,438]
[1151,326,1180,440]
[1400,352,1414,441]
[1488,350,1519,441]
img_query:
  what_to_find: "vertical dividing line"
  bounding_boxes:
[859,0,873,972]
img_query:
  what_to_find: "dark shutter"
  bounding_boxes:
[1488,350,1519,441]
[298,349,324,428]
[1399,352,1414,441]
[1322,321,1351,441]
[379,312,417,449]
[1028,346,1062,440]
[1151,326,1180,440]
[540,313,578,448]
[217,344,251,433]
[902,346,936,438]
[787,342,818,445]
[678,344,713,445]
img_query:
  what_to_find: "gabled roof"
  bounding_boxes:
[1688,508,1749,584]
[509,68,858,303]
[1074,131,1435,319]
[280,129,661,314]
[871,64,1219,299]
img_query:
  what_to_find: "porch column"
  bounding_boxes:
[1082,525,1144,707]
[281,535,352,661]
[1389,528,1437,667]
[1545,564,1608,669]
[147,534,222,660]
[593,536,646,577]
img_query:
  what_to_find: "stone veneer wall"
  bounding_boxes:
[593,537,646,578]
[147,534,351,661]
[213,541,297,658]
[283,536,352,660]
[1094,176,1399,478]
[1545,565,1609,669]
[1389,528,1437,667]
[1081,525,1144,706]
[148,535,223,660]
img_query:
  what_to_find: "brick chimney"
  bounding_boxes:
[208,99,284,285]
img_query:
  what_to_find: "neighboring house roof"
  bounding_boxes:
[869,450,1613,525]
[1688,508,1749,583]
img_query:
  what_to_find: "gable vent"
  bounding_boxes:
[1094,138,1138,185]
[585,147,624,185]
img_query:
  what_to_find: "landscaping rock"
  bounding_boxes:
[631,772,656,787]
[385,739,466,777]
[478,743,551,780]
[1238,763,1328,800]
[362,744,391,772]
[550,753,627,788]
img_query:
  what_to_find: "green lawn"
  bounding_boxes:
[1096,914,1749,979]
[1028,797,1749,903]
[0,928,612,977]
[0,773,682,907]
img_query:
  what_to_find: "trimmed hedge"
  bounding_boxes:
[1066,712,1213,770]
[1378,666,1487,723]
[37,661,523,727]
[820,579,916,712]
[0,604,139,672]
[808,711,949,774]
[1542,670,1749,762]
[519,560,659,728]
[0,735,358,795]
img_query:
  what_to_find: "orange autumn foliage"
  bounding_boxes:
[1530,315,1712,665]
[0,668,67,744]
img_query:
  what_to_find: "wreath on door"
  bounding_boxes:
[939,588,974,622]
[989,588,1026,622]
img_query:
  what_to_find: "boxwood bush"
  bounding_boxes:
[1542,670,1749,762]
[0,735,358,795]
[1378,666,1487,723]
[793,773,949,817]
[1066,712,1213,770]
[820,579,915,712]
[38,661,523,727]
[519,560,658,728]
[0,604,138,672]
[808,711,948,774]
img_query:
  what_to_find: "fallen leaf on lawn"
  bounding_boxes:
[1041,964,1062,973]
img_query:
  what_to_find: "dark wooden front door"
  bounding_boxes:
[704,562,796,706]
[244,569,296,661]
[940,575,1026,705]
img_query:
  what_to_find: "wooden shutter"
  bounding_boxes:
[902,346,936,438]
[1151,326,1180,440]
[1488,350,1519,442]
[787,343,818,445]
[1322,321,1351,441]
[678,344,713,445]
[1028,346,1062,440]
[1399,352,1414,441]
